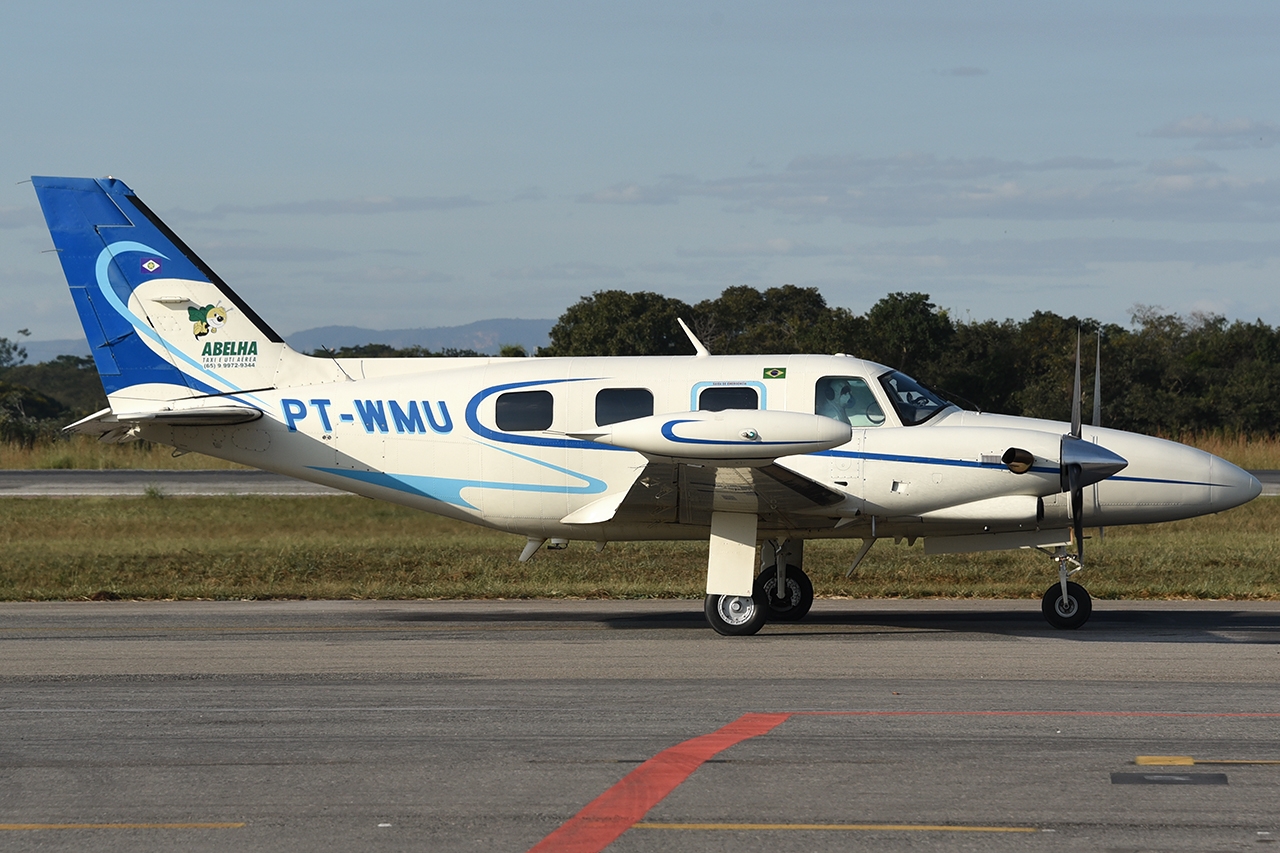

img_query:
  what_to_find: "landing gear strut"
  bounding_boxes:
[1040,545,1092,629]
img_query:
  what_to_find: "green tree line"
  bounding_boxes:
[4,285,1279,442]
[539,287,1280,437]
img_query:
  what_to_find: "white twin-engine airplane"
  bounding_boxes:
[32,176,1263,635]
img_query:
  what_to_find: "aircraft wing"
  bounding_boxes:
[564,460,848,529]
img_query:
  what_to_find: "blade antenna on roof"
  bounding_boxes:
[677,318,711,357]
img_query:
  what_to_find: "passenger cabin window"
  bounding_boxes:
[815,376,885,427]
[595,388,654,426]
[698,386,759,412]
[496,390,553,431]
[878,371,952,426]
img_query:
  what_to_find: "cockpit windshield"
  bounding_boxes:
[878,371,953,426]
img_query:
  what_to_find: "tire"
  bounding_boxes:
[1041,581,1092,629]
[704,592,768,636]
[753,565,814,622]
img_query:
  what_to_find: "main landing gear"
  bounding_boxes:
[704,592,769,636]
[1040,545,1092,629]
[704,539,815,636]
[755,564,814,622]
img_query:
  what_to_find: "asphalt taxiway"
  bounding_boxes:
[1,599,1278,852]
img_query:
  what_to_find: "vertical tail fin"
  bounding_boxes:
[31,176,341,408]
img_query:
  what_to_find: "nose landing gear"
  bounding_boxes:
[1039,545,1092,629]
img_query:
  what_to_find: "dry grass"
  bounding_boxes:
[1,494,1276,602]
[1177,433,1280,470]
[0,436,245,470]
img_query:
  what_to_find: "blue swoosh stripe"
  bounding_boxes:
[824,450,1225,489]
[96,242,265,404]
[308,443,608,509]
[660,418,829,447]
[464,377,628,451]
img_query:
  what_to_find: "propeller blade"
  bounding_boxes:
[1069,463,1085,564]
[1092,330,1102,428]
[1070,330,1082,439]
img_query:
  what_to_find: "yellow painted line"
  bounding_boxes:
[0,822,244,831]
[1137,755,1280,766]
[634,822,1037,833]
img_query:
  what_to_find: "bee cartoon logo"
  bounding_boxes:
[189,304,230,339]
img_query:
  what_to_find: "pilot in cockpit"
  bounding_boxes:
[816,377,885,427]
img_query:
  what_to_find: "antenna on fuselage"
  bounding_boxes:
[677,318,711,357]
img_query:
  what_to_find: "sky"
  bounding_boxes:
[2,1,1279,344]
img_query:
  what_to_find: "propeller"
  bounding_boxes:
[1060,330,1127,565]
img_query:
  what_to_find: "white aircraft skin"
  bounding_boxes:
[32,176,1263,635]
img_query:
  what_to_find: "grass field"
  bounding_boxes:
[2,494,1276,602]
[4,432,1279,471]
[0,437,246,470]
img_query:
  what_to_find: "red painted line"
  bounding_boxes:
[526,712,791,853]
[798,710,1280,718]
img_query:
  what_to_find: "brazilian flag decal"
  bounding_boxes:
[763,367,786,379]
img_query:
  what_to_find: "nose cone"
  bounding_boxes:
[1210,456,1263,510]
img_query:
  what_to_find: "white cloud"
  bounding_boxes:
[578,182,681,205]
[677,238,833,258]
[0,206,36,230]
[1150,114,1280,150]
[579,152,1280,225]
[196,241,353,264]
[289,265,455,287]
[172,196,483,220]
[1148,156,1224,175]
[839,237,1280,278]
[493,262,626,281]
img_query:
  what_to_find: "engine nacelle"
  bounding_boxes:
[575,410,852,465]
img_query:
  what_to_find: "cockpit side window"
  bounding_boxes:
[698,386,759,412]
[815,376,885,427]
[878,371,952,426]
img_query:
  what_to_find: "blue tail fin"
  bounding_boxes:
[32,177,337,405]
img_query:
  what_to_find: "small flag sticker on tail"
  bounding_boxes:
[763,367,786,379]
[141,258,162,274]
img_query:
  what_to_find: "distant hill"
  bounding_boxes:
[284,319,554,355]
[17,319,556,364]
[19,338,91,364]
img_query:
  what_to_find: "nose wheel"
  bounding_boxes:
[1042,580,1091,629]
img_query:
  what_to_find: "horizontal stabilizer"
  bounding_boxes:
[66,404,262,442]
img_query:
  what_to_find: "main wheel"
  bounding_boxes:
[753,565,814,622]
[704,592,768,636]
[1041,581,1092,629]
